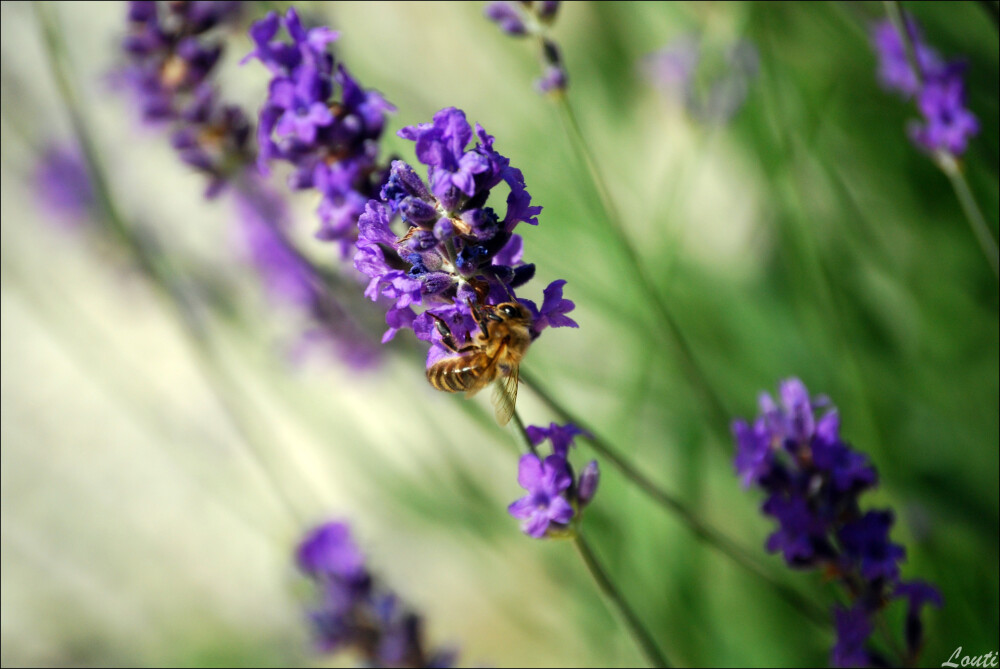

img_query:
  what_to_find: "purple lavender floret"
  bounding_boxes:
[121,1,249,196]
[871,17,944,97]
[297,521,457,667]
[733,378,942,666]
[509,454,575,538]
[830,604,874,668]
[909,65,980,155]
[508,422,597,538]
[244,8,394,255]
[525,421,589,458]
[871,15,979,156]
[32,143,96,227]
[354,107,576,366]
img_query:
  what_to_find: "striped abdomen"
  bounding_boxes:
[426,354,494,394]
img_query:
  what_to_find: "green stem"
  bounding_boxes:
[553,93,732,443]
[34,1,306,527]
[520,369,828,626]
[573,533,673,668]
[510,409,538,456]
[937,152,1000,279]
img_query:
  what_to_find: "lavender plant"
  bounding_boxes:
[14,3,996,668]
[297,521,457,668]
[733,378,942,667]
[871,14,978,156]
[873,3,998,277]
[121,0,250,197]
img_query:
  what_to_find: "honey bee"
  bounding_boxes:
[426,301,533,425]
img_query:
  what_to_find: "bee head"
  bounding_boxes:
[491,301,532,323]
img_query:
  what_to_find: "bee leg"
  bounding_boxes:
[430,313,478,354]
[470,301,492,338]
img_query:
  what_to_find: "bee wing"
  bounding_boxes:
[491,364,520,426]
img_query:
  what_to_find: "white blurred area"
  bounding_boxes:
[2,2,763,666]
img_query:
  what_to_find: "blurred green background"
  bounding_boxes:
[1,1,997,666]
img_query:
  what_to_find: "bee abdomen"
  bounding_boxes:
[427,360,480,393]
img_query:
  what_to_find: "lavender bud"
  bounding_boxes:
[536,1,561,22]
[400,196,438,225]
[577,460,600,507]
[484,2,527,36]
[433,217,455,241]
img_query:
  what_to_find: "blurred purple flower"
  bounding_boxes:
[733,378,941,665]
[642,36,759,123]
[297,521,457,667]
[909,65,980,155]
[32,143,95,227]
[120,1,250,197]
[508,454,575,538]
[234,177,381,369]
[871,15,979,156]
[871,17,944,97]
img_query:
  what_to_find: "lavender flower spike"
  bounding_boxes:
[121,0,249,197]
[733,378,942,667]
[353,107,576,367]
[297,520,458,667]
[871,14,979,156]
[245,7,394,255]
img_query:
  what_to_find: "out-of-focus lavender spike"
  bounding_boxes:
[733,378,942,666]
[120,0,250,196]
[233,177,382,370]
[297,521,459,667]
[871,14,979,156]
[641,36,759,123]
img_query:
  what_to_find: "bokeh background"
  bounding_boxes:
[1,1,997,666]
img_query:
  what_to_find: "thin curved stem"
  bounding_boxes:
[937,152,999,279]
[573,533,672,668]
[520,369,828,627]
[552,93,732,443]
